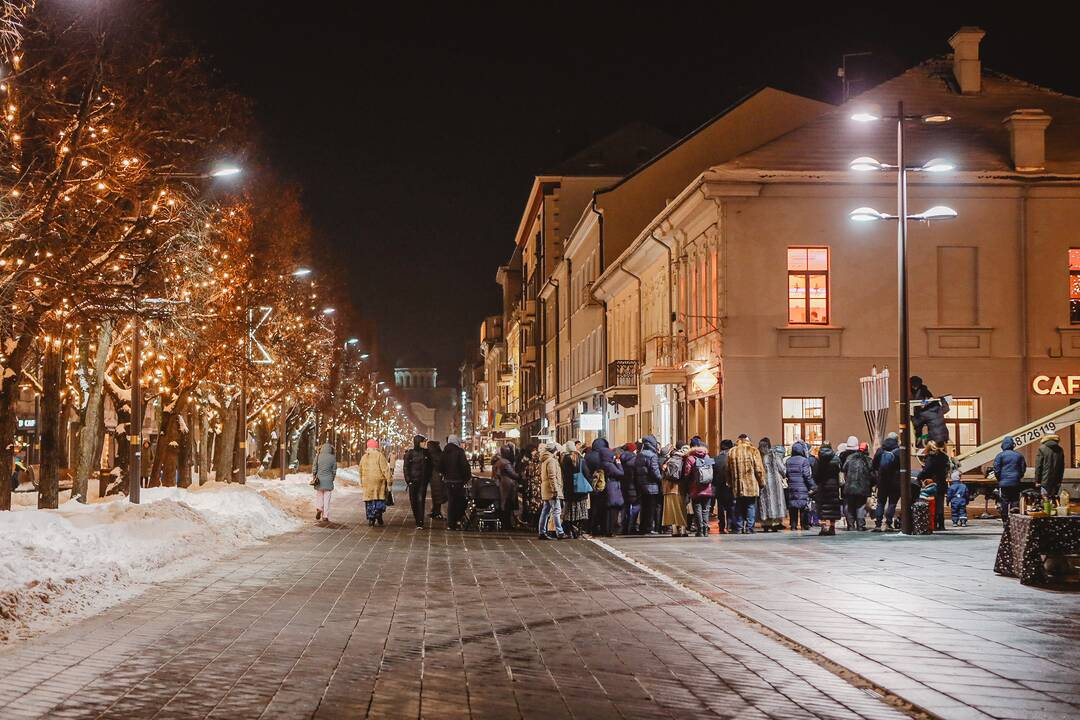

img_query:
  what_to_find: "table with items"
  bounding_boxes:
[994,513,1080,585]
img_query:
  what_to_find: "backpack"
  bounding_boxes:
[878,448,898,473]
[663,456,683,481]
[592,468,606,493]
[689,455,714,487]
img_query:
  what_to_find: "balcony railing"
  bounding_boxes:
[643,335,688,385]
[606,360,639,389]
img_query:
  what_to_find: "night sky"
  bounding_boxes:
[173,3,1075,379]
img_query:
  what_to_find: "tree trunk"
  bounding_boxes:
[214,397,238,483]
[0,332,35,511]
[73,320,113,502]
[198,408,211,485]
[39,340,62,509]
[178,407,192,488]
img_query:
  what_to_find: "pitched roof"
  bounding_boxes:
[711,58,1080,177]
[546,121,675,176]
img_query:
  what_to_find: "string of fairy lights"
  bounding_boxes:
[0,1,416,481]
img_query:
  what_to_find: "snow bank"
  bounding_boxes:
[0,481,308,643]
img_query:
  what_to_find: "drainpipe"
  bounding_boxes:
[1019,185,1031,448]
[651,231,676,445]
[620,265,645,440]
[550,279,561,438]
[591,194,609,438]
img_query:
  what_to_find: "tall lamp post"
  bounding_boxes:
[848,101,956,534]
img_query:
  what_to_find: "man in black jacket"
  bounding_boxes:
[441,434,472,529]
[403,435,431,529]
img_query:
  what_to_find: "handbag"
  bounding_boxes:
[310,475,319,488]
[593,468,606,493]
[572,461,593,495]
[385,487,395,506]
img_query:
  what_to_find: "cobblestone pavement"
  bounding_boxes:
[0,494,909,720]
[604,521,1080,720]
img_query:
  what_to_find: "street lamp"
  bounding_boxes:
[848,100,956,535]
[209,165,242,178]
[291,267,312,277]
[322,307,336,315]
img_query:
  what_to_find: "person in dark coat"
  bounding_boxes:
[840,438,873,531]
[635,435,663,535]
[871,432,902,531]
[426,440,446,520]
[814,443,842,535]
[1035,434,1065,501]
[684,439,714,536]
[992,437,1027,524]
[915,440,950,530]
[440,434,472,530]
[619,442,639,535]
[785,441,816,530]
[585,437,623,537]
[910,375,933,401]
[491,444,522,531]
[403,434,431,529]
[712,439,734,533]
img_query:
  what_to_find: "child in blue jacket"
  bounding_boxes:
[946,471,970,527]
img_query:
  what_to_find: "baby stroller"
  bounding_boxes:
[468,476,503,532]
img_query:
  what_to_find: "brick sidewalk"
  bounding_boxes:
[603,521,1080,720]
[0,497,908,720]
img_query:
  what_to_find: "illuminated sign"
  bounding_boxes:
[692,369,719,394]
[579,413,603,431]
[1032,375,1080,395]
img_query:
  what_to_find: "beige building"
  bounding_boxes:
[597,28,1080,468]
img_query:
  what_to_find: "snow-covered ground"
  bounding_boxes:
[0,469,359,644]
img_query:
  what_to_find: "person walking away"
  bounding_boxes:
[635,435,663,535]
[585,438,624,537]
[946,470,969,526]
[682,438,714,536]
[479,452,486,473]
[619,442,640,535]
[426,440,446,520]
[559,442,589,538]
[403,434,431,529]
[1035,434,1065,504]
[662,444,690,536]
[712,440,734,534]
[915,440,950,530]
[312,442,337,523]
[729,435,765,533]
[440,434,472,530]
[537,442,567,540]
[491,444,522,531]
[785,441,816,530]
[360,439,392,526]
[814,443,842,535]
[522,446,543,524]
[758,439,787,532]
[992,437,1026,524]
[841,438,873,531]
[871,432,902,531]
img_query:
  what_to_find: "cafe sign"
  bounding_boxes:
[1032,375,1080,395]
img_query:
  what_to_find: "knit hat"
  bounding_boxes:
[886,431,899,441]
[448,434,461,446]
[625,442,637,452]
[366,439,379,450]
[846,435,859,448]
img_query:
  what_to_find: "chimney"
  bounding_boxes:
[1003,109,1052,172]
[948,27,986,94]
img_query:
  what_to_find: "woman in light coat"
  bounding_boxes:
[312,442,337,523]
[758,438,787,532]
[536,443,566,539]
[360,438,392,526]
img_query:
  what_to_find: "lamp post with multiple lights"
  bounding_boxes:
[848,101,957,535]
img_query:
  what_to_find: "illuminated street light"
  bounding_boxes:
[210,165,242,177]
[847,99,955,535]
[322,307,336,315]
[291,267,312,277]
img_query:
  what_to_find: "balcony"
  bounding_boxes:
[604,359,639,409]
[497,364,515,386]
[642,335,688,385]
[523,345,538,367]
[520,299,537,326]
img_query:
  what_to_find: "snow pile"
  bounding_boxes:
[0,482,303,643]
[246,470,360,519]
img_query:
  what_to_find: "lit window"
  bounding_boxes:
[782,397,824,447]
[788,247,829,324]
[1070,249,1080,324]
[944,398,980,456]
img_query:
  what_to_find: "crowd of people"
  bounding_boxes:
[310,411,1068,537]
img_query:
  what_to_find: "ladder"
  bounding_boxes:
[954,403,1080,474]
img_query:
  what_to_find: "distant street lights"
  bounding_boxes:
[848,101,957,535]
